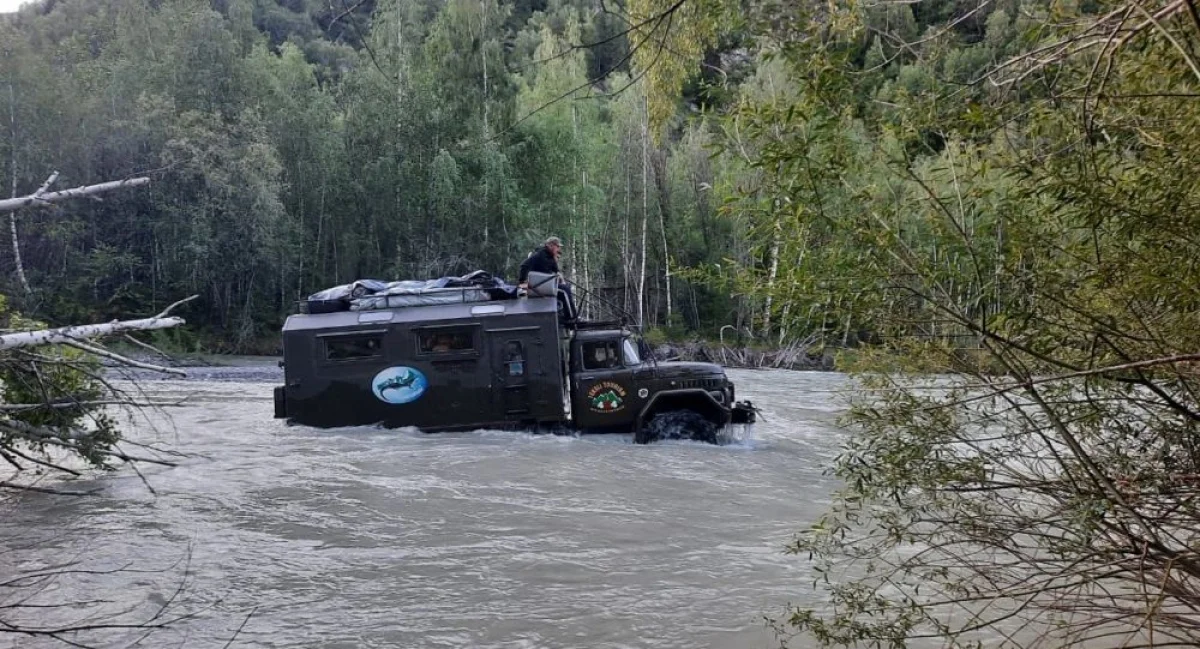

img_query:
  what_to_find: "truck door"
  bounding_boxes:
[490,332,539,418]
[571,338,639,431]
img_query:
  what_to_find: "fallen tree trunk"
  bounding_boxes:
[7,172,59,294]
[0,316,185,351]
[1,172,150,297]
[0,176,150,213]
[0,294,196,352]
[0,293,197,494]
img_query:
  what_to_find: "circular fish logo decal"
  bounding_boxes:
[372,366,429,404]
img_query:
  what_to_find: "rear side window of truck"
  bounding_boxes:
[417,328,477,355]
[324,334,384,361]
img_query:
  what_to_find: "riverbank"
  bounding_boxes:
[106,339,838,380]
[104,346,285,382]
[651,340,836,371]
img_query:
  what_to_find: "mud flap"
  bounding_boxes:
[731,400,757,425]
[274,386,287,419]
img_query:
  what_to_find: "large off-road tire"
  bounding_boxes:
[636,409,720,445]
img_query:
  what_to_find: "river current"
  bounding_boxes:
[0,367,853,649]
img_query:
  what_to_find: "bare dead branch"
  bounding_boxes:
[0,481,95,496]
[58,339,185,377]
[325,0,367,30]
[154,294,198,320]
[122,334,173,360]
[222,606,258,649]
[1,444,82,476]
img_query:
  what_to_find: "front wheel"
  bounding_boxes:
[636,409,719,445]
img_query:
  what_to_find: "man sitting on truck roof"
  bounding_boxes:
[518,236,577,322]
[518,236,563,284]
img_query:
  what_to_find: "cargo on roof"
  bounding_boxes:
[300,270,520,314]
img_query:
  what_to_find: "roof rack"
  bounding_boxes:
[572,319,627,330]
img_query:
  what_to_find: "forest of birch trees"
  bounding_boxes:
[1,0,763,352]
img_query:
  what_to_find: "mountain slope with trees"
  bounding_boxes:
[1,0,749,352]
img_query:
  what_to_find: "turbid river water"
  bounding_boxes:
[0,366,854,649]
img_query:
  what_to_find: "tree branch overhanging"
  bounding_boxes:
[0,176,150,213]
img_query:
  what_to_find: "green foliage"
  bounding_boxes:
[0,295,121,470]
[685,0,1200,645]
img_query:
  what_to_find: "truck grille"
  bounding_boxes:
[675,378,725,390]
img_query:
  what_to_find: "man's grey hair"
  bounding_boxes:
[545,236,563,247]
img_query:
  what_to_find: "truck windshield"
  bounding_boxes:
[622,338,641,366]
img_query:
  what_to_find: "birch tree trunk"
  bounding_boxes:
[1,172,150,299]
[637,96,649,327]
[581,168,591,320]
[3,175,152,301]
[6,83,30,296]
[761,72,786,341]
[571,104,578,305]
[763,216,781,339]
[8,193,28,296]
[654,151,672,324]
[7,83,13,202]
[480,0,489,136]
[623,146,631,315]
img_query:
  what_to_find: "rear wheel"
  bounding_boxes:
[636,409,719,444]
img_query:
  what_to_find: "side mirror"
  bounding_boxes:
[638,338,654,361]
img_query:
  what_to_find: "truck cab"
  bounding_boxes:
[567,326,753,442]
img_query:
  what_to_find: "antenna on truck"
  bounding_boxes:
[560,278,639,329]
[561,278,662,370]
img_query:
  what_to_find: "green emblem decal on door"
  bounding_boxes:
[587,381,627,413]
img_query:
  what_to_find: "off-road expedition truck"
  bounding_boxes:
[273,272,755,443]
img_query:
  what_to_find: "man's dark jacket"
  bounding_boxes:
[518,246,559,284]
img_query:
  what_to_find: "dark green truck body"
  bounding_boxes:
[274,294,755,439]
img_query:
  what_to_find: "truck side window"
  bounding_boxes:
[582,341,621,370]
[505,341,525,376]
[325,334,383,361]
[419,329,475,354]
[622,338,641,366]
